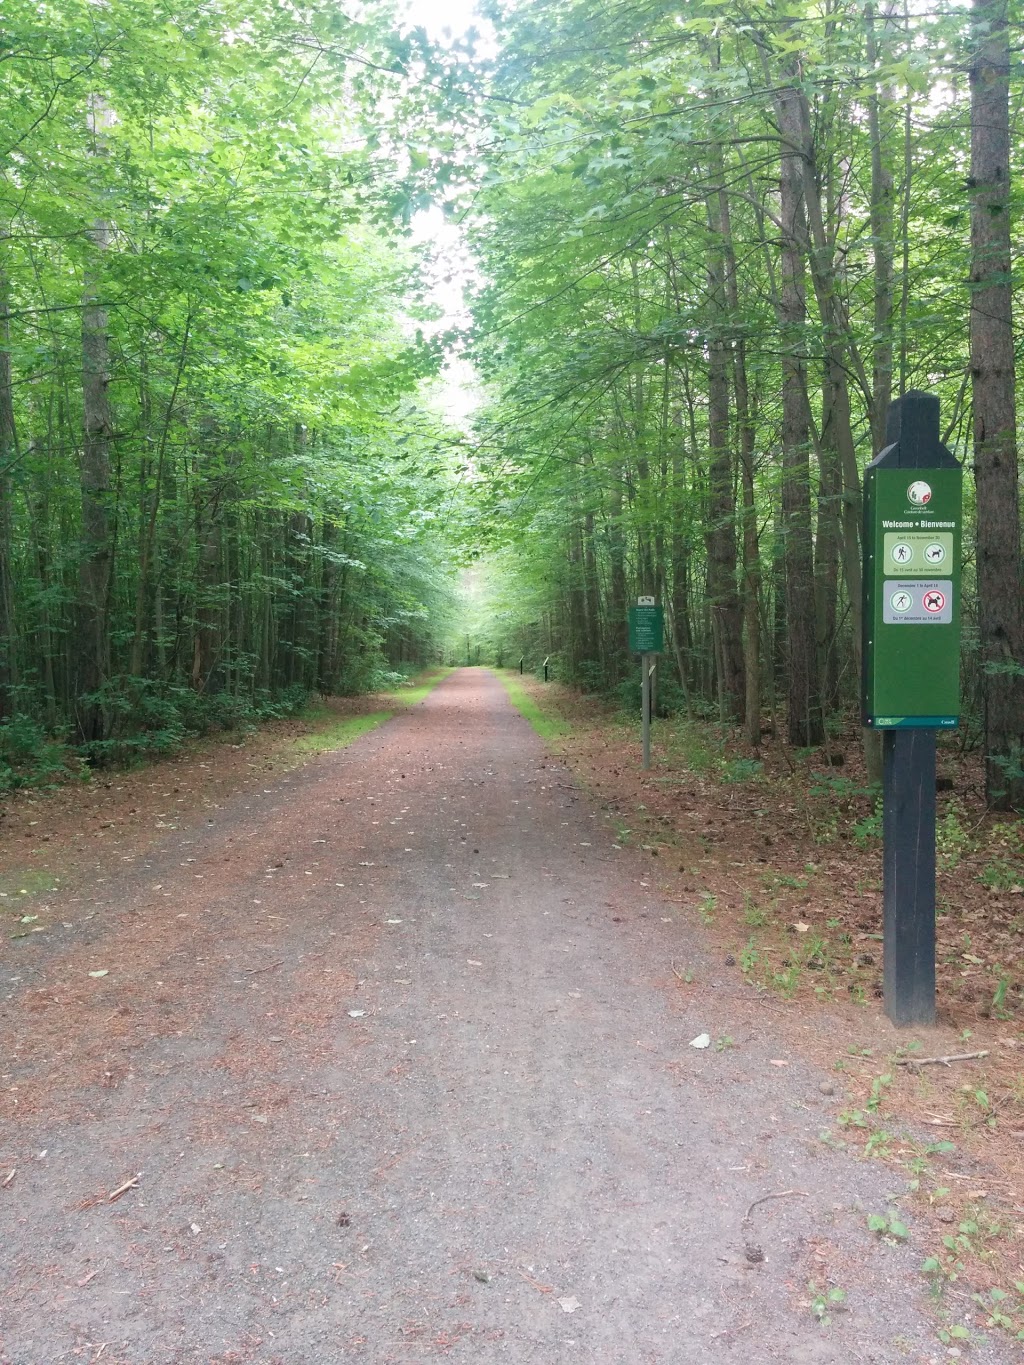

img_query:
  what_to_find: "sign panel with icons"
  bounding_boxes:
[862,417,962,729]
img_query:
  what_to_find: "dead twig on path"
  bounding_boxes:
[743,1189,809,1226]
[711,1321,752,1340]
[107,1173,140,1202]
[897,1050,989,1070]
[244,960,285,974]
[2,1168,15,1188]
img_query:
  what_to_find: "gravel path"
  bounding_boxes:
[0,670,992,1363]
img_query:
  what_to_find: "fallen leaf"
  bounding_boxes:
[689,1033,711,1050]
[769,1059,789,1067]
[88,970,109,978]
[347,1009,365,1018]
[793,921,810,933]
[557,1296,581,1314]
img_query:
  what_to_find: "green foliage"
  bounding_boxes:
[0,0,463,761]
[808,1283,847,1324]
[867,1211,909,1242]
[0,716,72,792]
[74,679,313,767]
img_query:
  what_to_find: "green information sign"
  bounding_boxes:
[628,603,663,654]
[863,452,962,729]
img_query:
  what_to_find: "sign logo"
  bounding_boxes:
[889,589,914,613]
[923,589,946,614]
[907,480,932,505]
[924,542,946,565]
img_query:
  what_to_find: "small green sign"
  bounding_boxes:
[863,461,962,728]
[629,604,664,653]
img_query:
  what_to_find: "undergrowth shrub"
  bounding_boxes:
[610,674,688,718]
[75,678,312,768]
[0,714,72,792]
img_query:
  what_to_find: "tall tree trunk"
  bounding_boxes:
[815,388,842,712]
[567,509,586,679]
[969,0,1024,808]
[776,79,867,677]
[582,505,602,668]
[606,467,629,680]
[77,141,115,744]
[776,81,824,746]
[0,263,18,718]
[130,317,191,678]
[715,170,761,745]
[865,3,895,449]
[704,185,744,722]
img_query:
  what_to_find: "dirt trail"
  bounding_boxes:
[0,670,998,1363]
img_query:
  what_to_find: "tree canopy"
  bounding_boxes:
[0,0,1021,804]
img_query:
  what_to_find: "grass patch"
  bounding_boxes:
[496,673,568,743]
[294,712,392,755]
[389,666,454,706]
[292,667,454,756]
[0,869,62,904]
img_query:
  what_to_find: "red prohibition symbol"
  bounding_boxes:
[923,590,946,613]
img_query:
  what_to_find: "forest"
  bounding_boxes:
[1,0,1022,808]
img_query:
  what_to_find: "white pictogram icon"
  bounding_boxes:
[907,480,932,505]
[891,542,913,564]
[924,543,946,565]
[890,590,914,613]
[923,589,946,614]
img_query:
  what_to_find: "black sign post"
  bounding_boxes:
[863,391,963,1027]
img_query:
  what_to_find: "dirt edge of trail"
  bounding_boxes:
[499,671,1024,1332]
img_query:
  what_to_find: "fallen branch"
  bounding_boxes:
[743,1189,809,1225]
[2,1168,14,1188]
[244,960,284,975]
[897,1050,989,1070]
[711,1320,753,1340]
[107,1172,140,1202]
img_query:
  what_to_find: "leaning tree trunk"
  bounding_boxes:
[969,0,1024,808]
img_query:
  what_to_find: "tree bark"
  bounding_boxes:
[0,263,18,718]
[776,80,824,746]
[77,224,114,740]
[865,3,895,452]
[704,183,744,722]
[969,0,1024,808]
